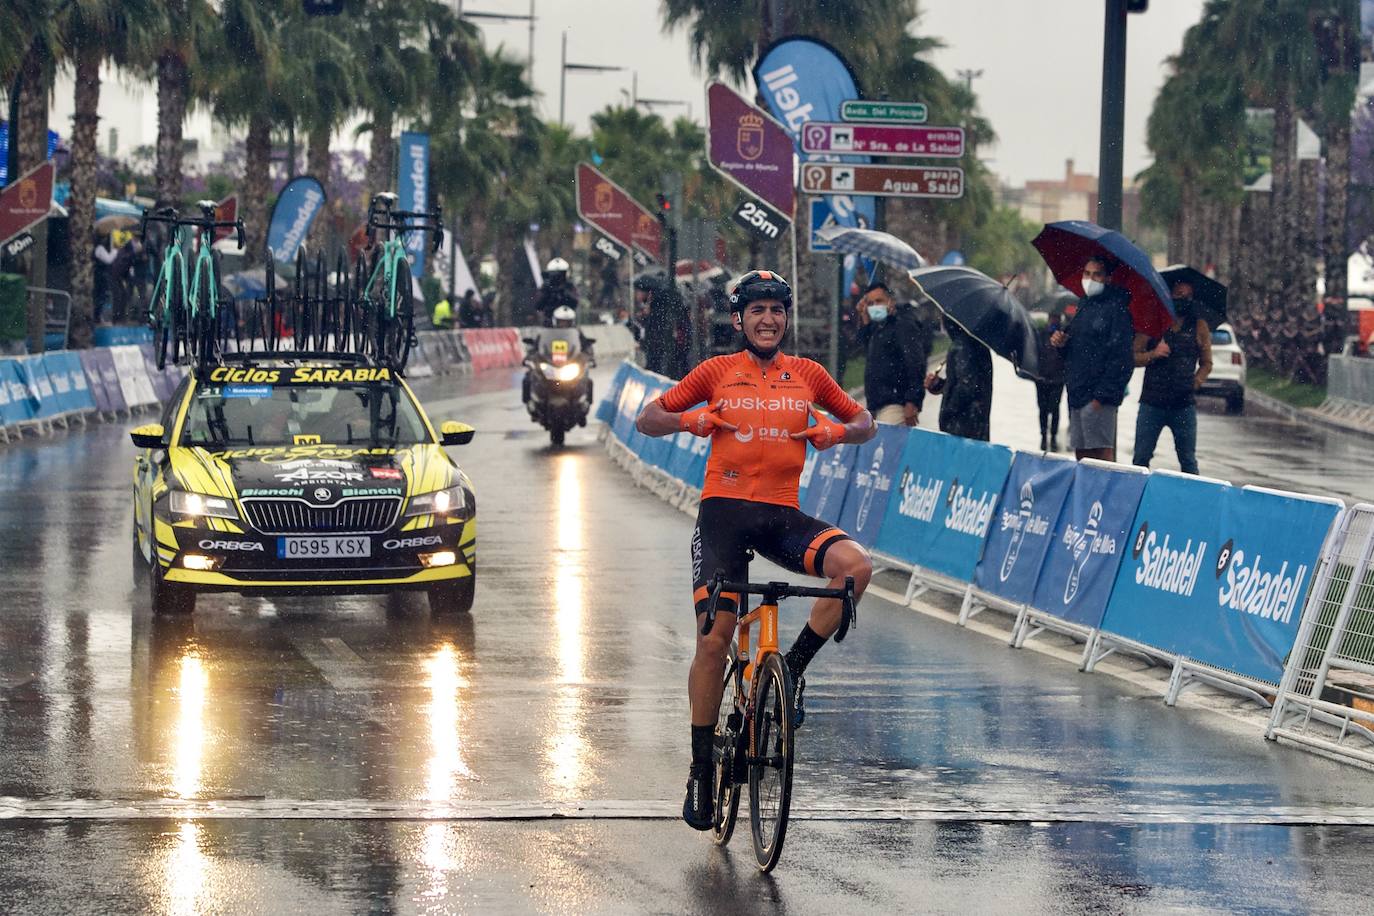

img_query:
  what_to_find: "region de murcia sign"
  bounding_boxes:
[801,122,964,158]
[800,163,965,200]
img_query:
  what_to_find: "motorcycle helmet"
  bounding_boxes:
[545,257,570,282]
[552,305,577,327]
[728,269,792,313]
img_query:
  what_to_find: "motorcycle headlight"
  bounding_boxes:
[404,484,467,519]
[539,362,559,379]
[169,489,239,521]
[555,363,583,382]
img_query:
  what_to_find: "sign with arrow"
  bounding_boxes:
[801,162,964,199]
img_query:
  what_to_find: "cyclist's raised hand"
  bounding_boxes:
[791,406,846,450]
[680,402,737,437]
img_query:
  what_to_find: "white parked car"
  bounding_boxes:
[1199,322,1246,414]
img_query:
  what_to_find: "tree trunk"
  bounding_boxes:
[306,121,332,249]
[1322,108,1352,374]
[1290,158,1322,384]
[67,41,102,350]
[155,51,190,210]
[16,40,50,353]
[241,112,272,268]
[1167,207,1184,264]
[366,111,394,198]
[1266,84,1298,375]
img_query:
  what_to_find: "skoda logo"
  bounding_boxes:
[313,487,332,502]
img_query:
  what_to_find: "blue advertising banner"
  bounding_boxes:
[1101,477,1341,683]
[266,175,326,265]
[611,369,649,445]
[874,429,1012,581]
[596,361,635,425]
[974,453,1076,605]
[398,132,430,279]
[753,38,875,238]
[837,424,908,547]
[1031,462,1148,628]
[801,441,859,524]
[636,381,675,471]
[0,360,28,425]
[665,429,710,489]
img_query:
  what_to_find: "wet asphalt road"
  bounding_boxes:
[2,363,1373,914]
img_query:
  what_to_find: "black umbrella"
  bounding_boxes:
[908,265,1041,380]
[1160,264,1227,330]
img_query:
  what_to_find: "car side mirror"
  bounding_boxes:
[439,420,475,446]
[130,423,166,449]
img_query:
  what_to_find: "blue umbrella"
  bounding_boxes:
[1031,220,1174,338]
[815,225,927,272]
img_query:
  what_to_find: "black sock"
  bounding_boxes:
[690,724,714,770]
[785,623,828,678]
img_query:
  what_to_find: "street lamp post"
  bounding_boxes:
[560,32,625,125]
[1097,0,1127,231]
[459,1,536,79]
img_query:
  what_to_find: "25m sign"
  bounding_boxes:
[732,198,787,241]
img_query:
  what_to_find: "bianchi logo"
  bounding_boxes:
[1214,537,1309,625]
[1131,521,1206,597]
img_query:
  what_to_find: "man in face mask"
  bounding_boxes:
[1050,255,1135,462]
[855,281,930,426]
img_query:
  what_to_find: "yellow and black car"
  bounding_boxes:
[130,355,476,615]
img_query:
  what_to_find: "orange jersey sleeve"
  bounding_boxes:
[658,357,725,413]
[796,358,864,422]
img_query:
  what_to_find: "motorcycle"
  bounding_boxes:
[522,328,594,446]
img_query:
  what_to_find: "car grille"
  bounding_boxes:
[241,497,402,535]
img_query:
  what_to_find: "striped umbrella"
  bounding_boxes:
[815,225,927,272]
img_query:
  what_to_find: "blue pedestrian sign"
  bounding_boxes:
[809,198,839,253]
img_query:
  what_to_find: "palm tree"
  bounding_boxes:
[60,0,164,349]
[131,0,215,210]
[352,0,431,197]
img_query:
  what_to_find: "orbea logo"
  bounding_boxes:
[1131,522,1206,597]
[1214,537,1309,625]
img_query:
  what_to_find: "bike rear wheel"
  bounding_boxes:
[748,651,795,873]
[712,652,744,847]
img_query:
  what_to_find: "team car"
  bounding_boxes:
[130,355,476,616]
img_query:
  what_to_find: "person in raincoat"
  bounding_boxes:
[1131,280,1212,474]
[926,315,992,441]
[1034,301,1073,451]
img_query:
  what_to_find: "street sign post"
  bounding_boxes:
[731,198,787,242]
[0,160,55,246]
[800,163,964,199]
[706,81,795,220]
[840,100,928,124]
[801,122,963,158]
[575,162,661,262]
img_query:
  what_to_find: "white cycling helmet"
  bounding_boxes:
[552,305,577,326]
[545,257,570,274]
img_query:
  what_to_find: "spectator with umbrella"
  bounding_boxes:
[1033,221,1174,462]
[925,315,993,441]
[1131,278,1214,475]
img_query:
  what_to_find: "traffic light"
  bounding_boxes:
[1126,0,1148,12]
[656,192,672,215]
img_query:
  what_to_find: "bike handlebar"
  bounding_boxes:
[140,208,246,250]
[367,198,445,252]
[701,574,858,641]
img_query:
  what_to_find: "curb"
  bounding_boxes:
[1246,387,1374,442]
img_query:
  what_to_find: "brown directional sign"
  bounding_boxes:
[799,162,964,199]
[575,162,661,262]
[0,160,55,246]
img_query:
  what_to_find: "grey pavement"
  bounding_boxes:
[1,363,1373,914]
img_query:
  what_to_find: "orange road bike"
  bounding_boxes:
[703,573,856,873]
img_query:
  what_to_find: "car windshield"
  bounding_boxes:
[1212,328,1234,345]
[181,380,429,447]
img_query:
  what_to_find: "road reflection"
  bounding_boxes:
[424,643,473,801]
[171,652,208,799]
[546,453,589,797]
[162,821,207,916]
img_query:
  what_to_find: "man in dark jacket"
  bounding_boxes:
[927,316,992,441]
[1132,281,1213,474]
[855,282,928,425]
[1050,256,1135,461]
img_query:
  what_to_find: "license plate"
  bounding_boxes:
[277,536,371,559]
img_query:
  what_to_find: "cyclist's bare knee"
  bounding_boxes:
[694,611,736,660]
[824,541,872,595]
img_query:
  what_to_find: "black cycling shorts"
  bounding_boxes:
[691,497,853,617]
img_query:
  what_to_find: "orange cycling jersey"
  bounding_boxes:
[658,351,863,507]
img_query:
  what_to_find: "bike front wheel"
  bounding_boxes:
[748,651,795,873]
[712,653,744,847]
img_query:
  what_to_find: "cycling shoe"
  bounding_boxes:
[683,764,715,830]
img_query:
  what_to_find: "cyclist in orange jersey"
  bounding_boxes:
[636,269,876,830]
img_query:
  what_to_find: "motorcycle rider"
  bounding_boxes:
[535,257,580,327]
[523,305,594,412]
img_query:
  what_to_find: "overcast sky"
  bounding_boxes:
[483,0,1206,187]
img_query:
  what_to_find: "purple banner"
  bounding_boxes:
[706,82,795,219]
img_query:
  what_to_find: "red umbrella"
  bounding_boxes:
[1031,220,1175,338]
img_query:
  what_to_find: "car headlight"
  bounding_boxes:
[405,484,467,519]
[169,489,239,521]
[554,363,582,382]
